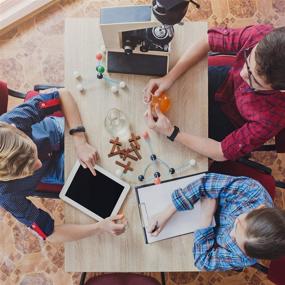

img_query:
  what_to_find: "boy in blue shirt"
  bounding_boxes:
[0,88,127,242]
[148,173,285,271]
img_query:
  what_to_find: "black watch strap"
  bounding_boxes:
[167,126,180,142]
[69,126,86,135]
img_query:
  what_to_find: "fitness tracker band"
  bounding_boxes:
[167,126,180,142]
[69,126,86,135]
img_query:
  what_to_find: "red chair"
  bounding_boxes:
[208,52,285,153]
[209,159,285,285]
[80,273,165,285]
[0,80,64,198]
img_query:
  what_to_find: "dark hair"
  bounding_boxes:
[244,208,285,259]
[255,26,285,90]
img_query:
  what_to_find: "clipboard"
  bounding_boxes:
[135,171,215,244]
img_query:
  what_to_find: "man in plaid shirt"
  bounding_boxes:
[144,25,285,161]
[148,173,285,271]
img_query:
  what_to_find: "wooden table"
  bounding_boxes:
[64,18,208,272]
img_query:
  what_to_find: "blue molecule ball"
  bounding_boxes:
[154,171,160,178]
[138,175,144,181]
[150,154,157,161]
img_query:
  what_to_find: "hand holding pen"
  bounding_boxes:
[148,204,177,237]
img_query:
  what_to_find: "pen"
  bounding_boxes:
[151,221,159,233]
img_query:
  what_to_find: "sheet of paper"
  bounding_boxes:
[137,173,215,244]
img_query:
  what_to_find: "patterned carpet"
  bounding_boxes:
[0,0,284,284]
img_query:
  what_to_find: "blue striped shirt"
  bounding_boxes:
[172,173,274,271]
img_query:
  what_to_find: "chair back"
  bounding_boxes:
[208,53,236,67]
[84,273,161,285]
[0,81,8,115]
[268,256,285,285]
[275,129,285,153]
[209,160,276,199]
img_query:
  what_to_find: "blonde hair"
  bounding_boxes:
[0,122,37,181]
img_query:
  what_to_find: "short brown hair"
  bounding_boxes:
[255,26,285,90]
[0,122,37,181]
[244,207,285,259]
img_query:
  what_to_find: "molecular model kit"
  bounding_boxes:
[72,46,127,94]
[108,131,197,185]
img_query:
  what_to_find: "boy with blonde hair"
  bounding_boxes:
[0,89,127,242]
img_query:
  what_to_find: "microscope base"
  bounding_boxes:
[107,51,168,76]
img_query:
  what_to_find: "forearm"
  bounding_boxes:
[47,223,101,243]
[58,88,87,146]
[166,36,209,83]
[175,131,226,161]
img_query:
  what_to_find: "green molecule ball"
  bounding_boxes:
[96,65,105,74]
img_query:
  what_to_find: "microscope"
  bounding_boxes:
[99,0,200,76]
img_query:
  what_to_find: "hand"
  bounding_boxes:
[148,204,176,237]
[199,197,217,228]
[75,141,99,176]
[143,76,173,103]
[99,214,128,236]
[144,103,174,137]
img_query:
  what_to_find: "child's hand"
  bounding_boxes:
[99,214,128,236]
[143,76,173,103]
[144,104,174,137]
[199,197,217,228]
[148,204,177,237]
[75,141,99,176]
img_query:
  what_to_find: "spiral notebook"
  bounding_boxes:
[135,172,216,244]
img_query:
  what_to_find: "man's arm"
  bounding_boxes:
[164,36,209,89]
[175,131,226,161]
[144,36,209,100]
[144,104,226,161]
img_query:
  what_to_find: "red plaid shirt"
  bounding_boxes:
[208,25,285,160]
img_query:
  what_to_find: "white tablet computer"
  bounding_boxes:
[59,161,130,221]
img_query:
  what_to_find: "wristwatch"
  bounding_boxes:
[167,126,180,142]
[69,126,86,135]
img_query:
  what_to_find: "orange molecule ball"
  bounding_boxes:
[142,131,149,140]
[154,177,161,185]
[151,92,171,113]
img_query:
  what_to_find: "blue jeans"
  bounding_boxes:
[40,117,64,185]
[208,66,236,142]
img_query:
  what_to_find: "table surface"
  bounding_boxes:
[64,18,208,272]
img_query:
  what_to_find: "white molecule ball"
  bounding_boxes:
[100,45,106,53]
[189,159,196,167]
[115,168,123,177]
[119,81,126,89]
[76,84,85,93]
[111,86,119,94]
[73,71,81,80]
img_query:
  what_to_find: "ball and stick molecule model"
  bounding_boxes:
[72,50,127,94]
[137,131,197,184]
[96,52,126,94]
[110,131,197,185]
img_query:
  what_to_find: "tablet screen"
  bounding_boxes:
[65,165,124,218]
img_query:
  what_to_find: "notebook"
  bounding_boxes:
[135,172,216,244]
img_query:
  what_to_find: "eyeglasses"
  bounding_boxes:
[243,49,279,96]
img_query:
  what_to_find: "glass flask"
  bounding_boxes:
[104,108,131,143]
